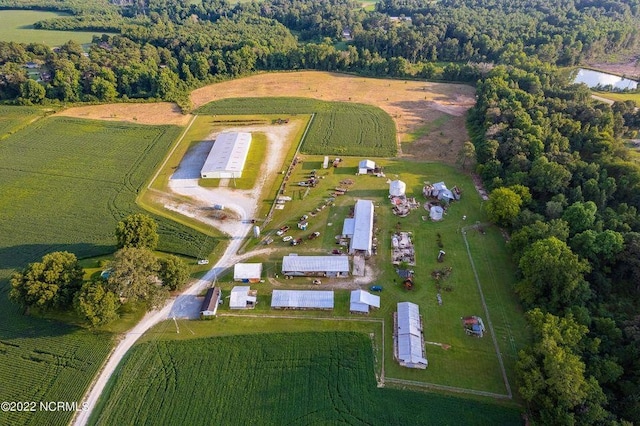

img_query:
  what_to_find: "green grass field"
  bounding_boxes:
[0,10,106,46]
[195,97,397,157]
[593,90,640,105]
[91,331,521,425]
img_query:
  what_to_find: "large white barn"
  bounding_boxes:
[200,132,252,179]
[342,199,374,256]
[395,302,428,369]
[282,255,350,277]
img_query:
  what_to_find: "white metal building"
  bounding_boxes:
[233,263,263,282]
[358,159,376,174]
[395,302,428,369]
[282,255,349,277]
[350,289,380,314]
[343,199,374,256]
[389,180,406,197]
[271,290,334,310]
[229,286,257,309]
[200,287,220,318]
[200,132,252,179]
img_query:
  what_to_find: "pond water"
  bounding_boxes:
[574,68,638,90]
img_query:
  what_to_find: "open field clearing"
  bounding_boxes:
[0,10,106,45]
[196,97,396,156]
[56,102,192,126]
[59,71,475,163]
[92,331,521,425]
[592,91,640,105]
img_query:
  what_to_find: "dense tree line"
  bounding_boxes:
[470,58,640,424]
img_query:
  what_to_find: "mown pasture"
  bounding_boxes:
[195,97,397,157]
[0,115,218,424]
[0,10,106,45]
[92,331,521,425]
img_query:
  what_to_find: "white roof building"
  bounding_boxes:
[200,287,220,318]
[233,263,263,281]
[389,180,406,197]
[350,289,380,314]
[430,205,444,221]
[358,159,376,174]
[200,132,252,179]
[229,286,257,309]
[271,290,334,310]
[346,200,374,256]
[396,302,428,369]
[282,255,349,277]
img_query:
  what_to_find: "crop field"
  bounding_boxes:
[92,331,521,425]
[195,97,397,156]
[0,305,113,426]
[0,10,106,46]
[0,105,49,139]
[0,114,224,424]
[0,116,217,269]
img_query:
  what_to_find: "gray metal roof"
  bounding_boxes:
[233,263,262,280]
[229,286,256,309]
[282,255,349,273]
[359,159,375,169]
[271,290,334,309]
[350,200,374,253]
[350,289,380,313]
[342,218,355,236]
[201,132,252,175]
[396,302,427,366]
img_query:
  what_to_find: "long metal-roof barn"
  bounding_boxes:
[343,199,374,256]
[282,255,349,277]
[395,302,428,369]
[200,132,252,179]
[271,290,334,310]
[350,289,380,314]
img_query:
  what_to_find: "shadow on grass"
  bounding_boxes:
[0,243,113,270]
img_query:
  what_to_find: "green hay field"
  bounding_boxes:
[0,10,107,46]
[0,105,50,139]
[195,97,397,157]
[91,331,521,425]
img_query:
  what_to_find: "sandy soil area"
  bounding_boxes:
[586,57,640,79]
[168,122,296,236]
[55,102,191,126]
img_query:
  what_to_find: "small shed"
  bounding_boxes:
[358,159,376,175]
[350,289,380,314]
[233,263,263,282]
[229,286,257,309]
[389,180,406,197]
[430,205,444,221]
[200,287,220,318]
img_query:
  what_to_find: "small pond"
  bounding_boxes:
[574,68,638,90]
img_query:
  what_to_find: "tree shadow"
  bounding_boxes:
[0,243,113,270]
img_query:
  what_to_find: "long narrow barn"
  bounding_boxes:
[394,302,428,369]
[200,132,252,179]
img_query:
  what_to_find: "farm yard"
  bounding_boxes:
[91,331,521,425]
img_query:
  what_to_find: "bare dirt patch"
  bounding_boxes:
[55,102,191,126]
[586,57,640,80]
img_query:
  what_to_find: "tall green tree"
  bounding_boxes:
[107,247,166,307]
[74,280,120,326]
[115,213,159,250]
[158,255,190,291]
[516,237,591,313]
[10,251,83,311]
[485,187,522,226]
[18,79,45,105]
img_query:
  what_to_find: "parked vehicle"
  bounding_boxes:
[308,231,320,240]
[300,214,308,221]
[282,236,293,242]
[276,226,290,236]
[213,204,224,210]
[197,259,209,265]
[370,285,383,292]
[312,279,322,285]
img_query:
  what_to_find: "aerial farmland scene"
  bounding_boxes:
[1,1,640,425]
